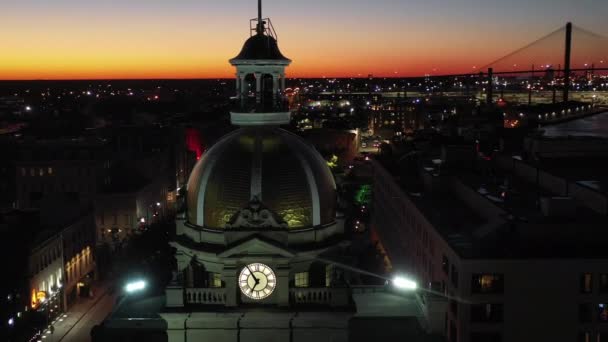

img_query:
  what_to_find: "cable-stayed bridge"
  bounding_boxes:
[406,22,608,105]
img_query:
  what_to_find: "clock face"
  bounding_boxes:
[239,263,276,300]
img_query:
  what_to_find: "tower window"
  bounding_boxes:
[210,273,222,288]
[294,272,309,288]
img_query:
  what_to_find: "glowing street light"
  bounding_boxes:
[392,276,417,290]
[124,280,147,293]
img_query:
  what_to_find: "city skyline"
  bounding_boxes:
[1,0,607,80]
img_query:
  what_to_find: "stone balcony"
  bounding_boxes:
[166,286,351,308]
[289,288,350,308]
[186,288,227,305]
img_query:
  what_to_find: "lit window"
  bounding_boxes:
[210,273,222,288]
[294,272,309,288]
[48,167,53,175]
[580,273,593,294]
[39,168,44,176]
[472,274,504,294]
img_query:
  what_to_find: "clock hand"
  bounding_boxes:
[246,265,259,284]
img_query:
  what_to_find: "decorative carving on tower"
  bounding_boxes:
[225,196,288,229]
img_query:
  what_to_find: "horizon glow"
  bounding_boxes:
[1,0,607,80]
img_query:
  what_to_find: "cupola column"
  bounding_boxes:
[255,72,262,104]
[280,75,286,93]
[239,74,247,101]
[272,73,279,100]
[235,73,241,99]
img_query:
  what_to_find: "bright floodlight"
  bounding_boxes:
[393,276,417,290]
[125,280,147,293]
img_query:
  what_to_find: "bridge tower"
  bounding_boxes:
[563,22,572,102]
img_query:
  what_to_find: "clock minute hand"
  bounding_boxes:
[246,265,259,284]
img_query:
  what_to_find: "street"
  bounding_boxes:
[56,292,116,342]
[33,283,116,342]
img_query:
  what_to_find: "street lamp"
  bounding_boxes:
[111,279,148,317]
[392,275,417,290]
[124,280,147,294]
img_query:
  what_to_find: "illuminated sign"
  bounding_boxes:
[36,291,47,303]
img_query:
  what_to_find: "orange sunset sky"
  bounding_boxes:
[1,0,607,80]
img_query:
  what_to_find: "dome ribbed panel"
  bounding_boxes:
[283,131,337,226]
[186,156,205,224]
[203,135,252,228]
[260,130,312,228]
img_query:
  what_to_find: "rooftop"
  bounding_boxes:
[378,150,608,259]
[230,33,291,62]
[457,166,608,258]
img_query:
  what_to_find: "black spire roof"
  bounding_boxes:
[231,33,291,62]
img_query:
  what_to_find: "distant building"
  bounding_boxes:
[14,137,106,210]
[1,197,96,341]
[0,137,17,210]
[9,125,174,246]
[91,125,173,245]
[0,96,26,117]
[370,145,608,342]
[303,128,360,165]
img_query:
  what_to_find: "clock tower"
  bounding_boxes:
[161,1,354,341]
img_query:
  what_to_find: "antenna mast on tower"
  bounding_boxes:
[257,0,264,35]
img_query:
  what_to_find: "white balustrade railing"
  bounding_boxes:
[185,288,226,305]
[289,288,333,305]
